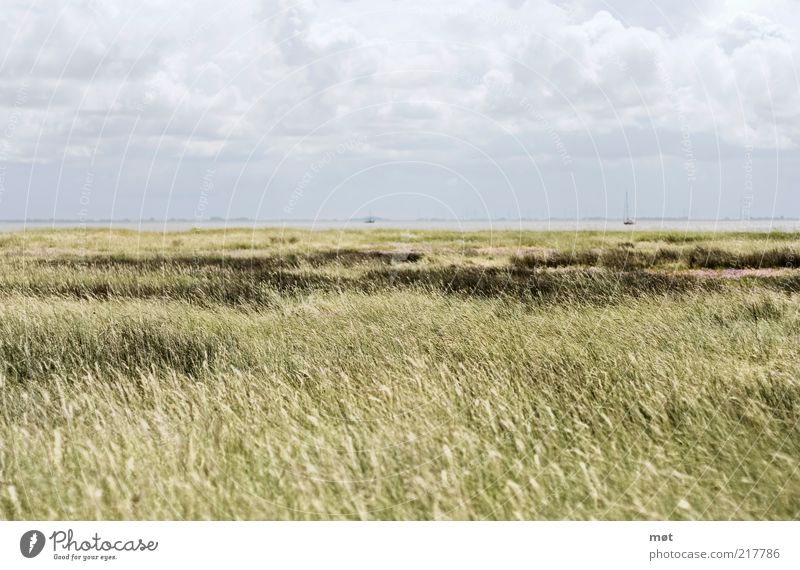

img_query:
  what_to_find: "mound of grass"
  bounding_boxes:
[513,245,798,271]
[687,247,798,269]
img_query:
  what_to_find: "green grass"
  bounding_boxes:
[0,228,798,520]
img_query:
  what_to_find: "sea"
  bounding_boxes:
[0,219,798,233]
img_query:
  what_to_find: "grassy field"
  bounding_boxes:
[1,227,799,520]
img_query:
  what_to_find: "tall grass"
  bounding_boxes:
[513,245,798,270]
[0,229,798,520]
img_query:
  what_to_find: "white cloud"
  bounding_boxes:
[0,0,798,219]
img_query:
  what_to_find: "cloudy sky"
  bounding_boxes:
[1,0,798,222]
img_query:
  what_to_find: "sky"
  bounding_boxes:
[0,0,798,222]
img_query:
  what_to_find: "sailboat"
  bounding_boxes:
[623,192,635,225]
[364,209,376,224]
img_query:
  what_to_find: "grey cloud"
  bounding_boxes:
[0,0,797,220]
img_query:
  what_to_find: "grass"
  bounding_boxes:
[512,245,800,270]
[0,228,798,520]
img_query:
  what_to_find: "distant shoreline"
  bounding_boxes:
[1,217,797,224]
[1,218,798,233]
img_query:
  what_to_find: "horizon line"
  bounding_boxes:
[1,217,797,224]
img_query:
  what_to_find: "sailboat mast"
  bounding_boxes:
[623,192,634,225]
